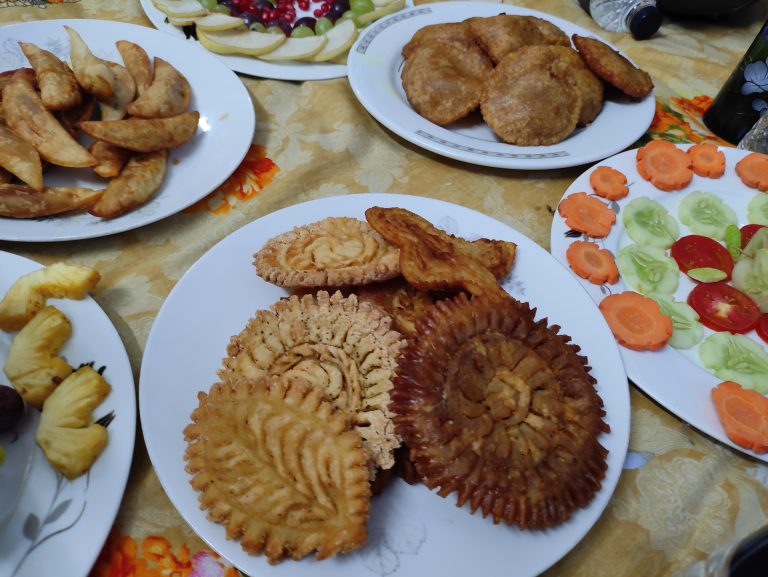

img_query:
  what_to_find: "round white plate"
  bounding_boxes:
[140,193,630,577]
[347,2,655,170]
[139,0,348,81]
[550,144,768,462]
[0,19,255,242]
[0,251,136,577]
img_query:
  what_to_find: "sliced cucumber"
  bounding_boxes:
[617,244,679,295]
[621,196,679,248]
[678,191,738,240]
[744,227,768,258]
[731,248,768,313]
[700,332,768,393]
[748,192,768,226]
[651,295,703,349]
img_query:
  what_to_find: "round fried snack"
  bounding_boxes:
[390,293,609,530]
[219,290,406,474]
[401,40,493,126]
[526,16,570,47]
[402,21,480,60]
[184,376,371,563]
[480,50,582,146]
[465,14,544,64]
[253,217,400,287]
[572,34,653,99]
[356,277,439,338]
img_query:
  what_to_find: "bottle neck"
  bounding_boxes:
[625,1,654,26]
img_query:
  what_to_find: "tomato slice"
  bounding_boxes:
[741,224,768,249]
[670,234,734,280]
[687,282,761,334]
[757,315,768,345]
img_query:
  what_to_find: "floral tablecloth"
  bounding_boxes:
[1,1,768,576]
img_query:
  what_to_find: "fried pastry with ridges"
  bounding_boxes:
[390,293,609,529]
[219,290,406,475]
[254,216,400,287]
[401,40,493,126]
[126,57,191,118]
[572,34,653,99]
[402,21,482,59]
[19,42,82,111]
[76,111,199,153]
[184,375,370,563]
[466,14,544,64]
[0,184,104,219]
[480,50,582,146]
[356,277,439,338]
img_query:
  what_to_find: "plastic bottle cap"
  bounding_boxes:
[629,6,663,40]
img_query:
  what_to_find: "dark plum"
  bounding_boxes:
[0,385,24,434]
[268,18,293,35]
[293,16,317,31]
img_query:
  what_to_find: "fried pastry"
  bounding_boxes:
[390,293,609,529]
[402,21,481,59]
[19,42,82,111]
[466,14,545,64]
[572,34,653,99]
[401,40,493,126]
[184,376,370,563]
[527,16,570,47]
[219,290,406,474]
[356,277,439,338]
[253,217,400,288]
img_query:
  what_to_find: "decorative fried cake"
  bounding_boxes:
[572,34,654,99]
[253,216,400,288]
[219,290,406,475]
[390,293,609,530]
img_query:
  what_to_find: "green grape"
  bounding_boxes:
[198,0,218,9]
[291,25,316,38]
[250,22,267,32]
[350,0,374,13]
[267,25,286,34]
[211,4,231,13]
[315,16,334,35]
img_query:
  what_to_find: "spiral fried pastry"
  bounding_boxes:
[184,376,370,563]
[390,293,609,530]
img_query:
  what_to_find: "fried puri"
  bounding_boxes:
[401,40,493,126]
[572,34,653,99]
[402,21,480,59]
[466,14,544,64]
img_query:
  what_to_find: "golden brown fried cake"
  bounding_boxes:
[390,293,609,530]
[572,34,653,99]
[401,40,493,126]
[184,375,371,563]
[219,290,406,475]
[254,217,400,288]
[402,21,480,60]
[480,49,582,146]
[356,277,439,338]
[526,16,570,47]
[466,14,544,64]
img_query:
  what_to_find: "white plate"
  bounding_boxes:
[550,144,768,462]
[0,251,136,577]
[140,193,630,577]
[0,19,255,242]
[347,2,655,170]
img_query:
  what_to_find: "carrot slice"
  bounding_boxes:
[589,166,629,200]
[566,240,619,285]
[636,139,693,191]
[687,142,725,178]
[736,152,768,191]
[557,192,616,238]
[598,290,672,351]
[711,380,768,453]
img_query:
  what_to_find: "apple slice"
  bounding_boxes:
[259,35,328,62]
[197,29,286,57]
[311,20,358,62]
[168,15,200,26]
[151,0,207,18]
[194,13,247,32]
[356,0,405,26]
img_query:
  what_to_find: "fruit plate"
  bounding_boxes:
[550,143,768,462]
[0,19,254,243]
[0,251,136,577]
[140,193,630,577]
[346,2,655,170]
[139,0,412,81]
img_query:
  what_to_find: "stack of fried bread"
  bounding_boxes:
[401,14,653,145]
[0,26,198,220]
[184,206,610,564]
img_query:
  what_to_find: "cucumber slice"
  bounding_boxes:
[617,244,679,295]
[748,192,768,226]
[744,227,768,258]
[732,248,768,313]
[678,191,738,240]
[622,196,679,248]
[700,332,768,393]
[651,295,703,349]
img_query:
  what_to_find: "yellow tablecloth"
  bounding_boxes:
[1,1,768,575]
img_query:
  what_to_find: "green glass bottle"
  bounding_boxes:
[704,19,768,144]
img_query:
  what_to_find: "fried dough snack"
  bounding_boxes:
[390,293,609,529]
[356,277,439,338]
[0,123,43,191]
[0,184,104,219]
[219,290,406,474]
[76,111,199,153]
[254,217,400,288]
[528,16,570,47]
[19,42,82,111]
[466,14,545,64]
[184,376,370,563]
[401,40,493,126]
[116,40,152,96]
[401,21,481,59]
[126,57,191,119]
[572,34,653,99]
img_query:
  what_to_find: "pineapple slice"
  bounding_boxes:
[36,366,111,479]
[0,263,100,331]
[4,306,73,409]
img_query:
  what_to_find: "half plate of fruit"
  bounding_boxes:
[140,0,408,80]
